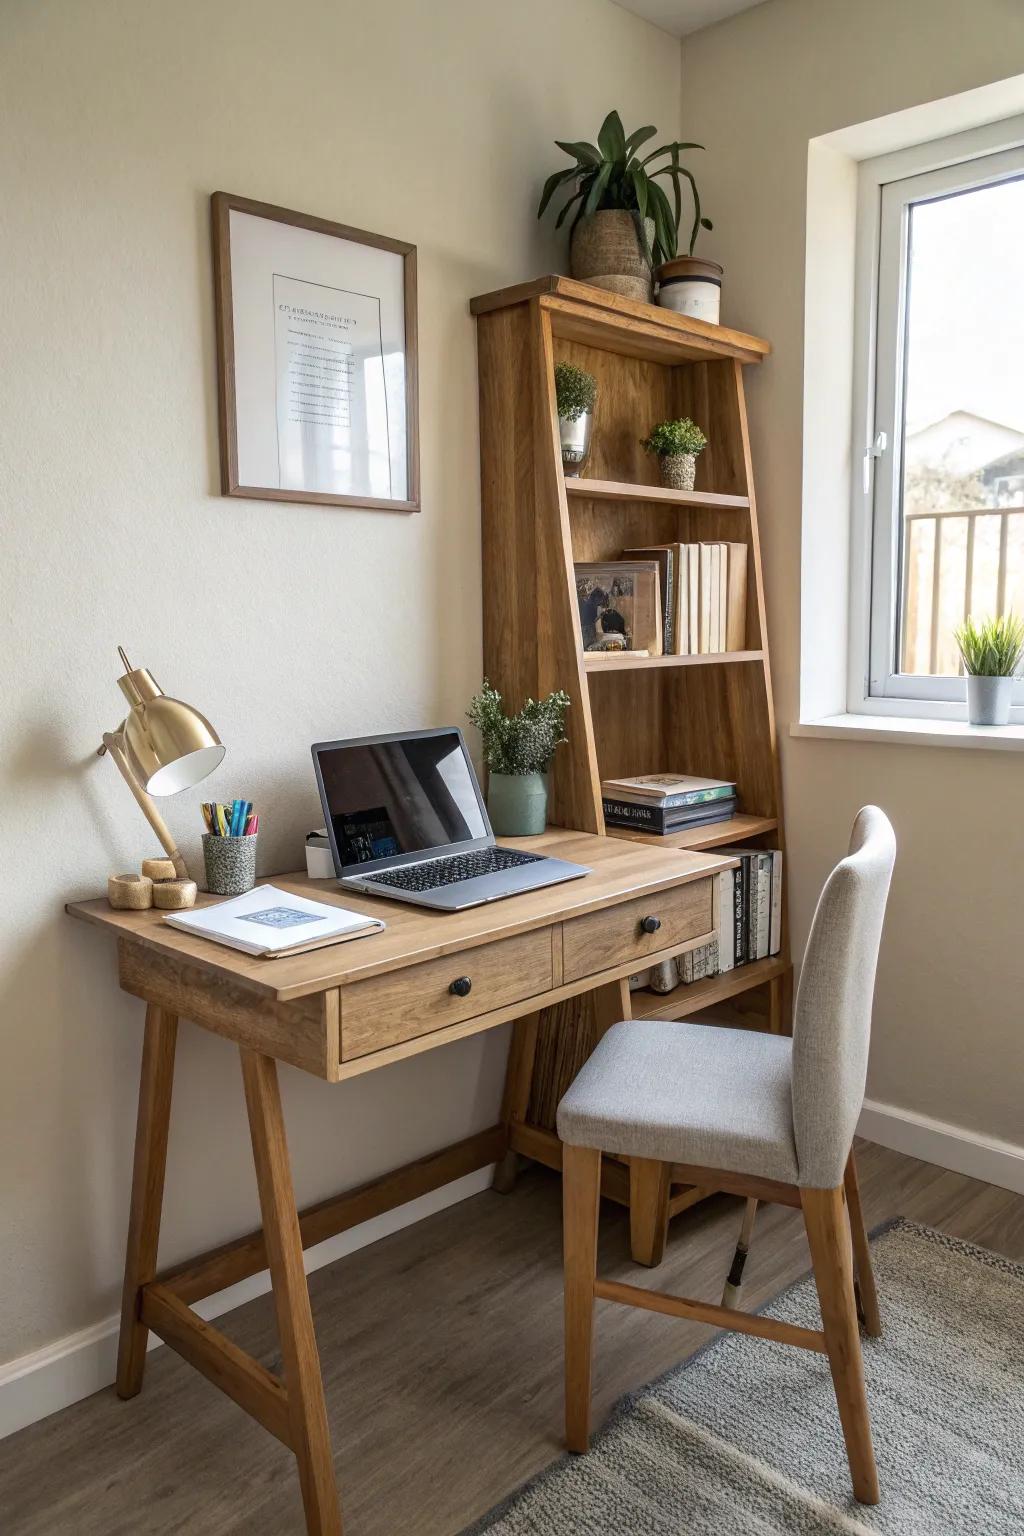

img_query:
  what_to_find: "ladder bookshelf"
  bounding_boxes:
[471,275,789,1241]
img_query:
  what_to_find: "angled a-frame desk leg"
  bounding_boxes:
[117,1004,178,1398]
[242,1048,343,1536]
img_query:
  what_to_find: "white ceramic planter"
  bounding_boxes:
[966,674,1014,726]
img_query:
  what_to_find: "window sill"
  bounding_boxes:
[791,713,1024,752]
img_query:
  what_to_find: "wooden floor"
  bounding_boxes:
[3,1140,1023,1535]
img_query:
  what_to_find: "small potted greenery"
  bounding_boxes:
[467,681,571,835]
[953,613,1024,725]
[641,418,708,491]
[554,362,597,476]
[537,109,711,303]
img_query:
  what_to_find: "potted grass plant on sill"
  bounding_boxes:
[467,681,571,835]
[641,417,708,492]
[954,613,1024,725]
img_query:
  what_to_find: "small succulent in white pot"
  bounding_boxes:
[467,681,571,835]
[954,613,1024,726]
[640,417,707,492]
[554,362,597,476]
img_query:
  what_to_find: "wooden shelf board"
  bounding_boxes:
[565,478,749,510]
[605,815,779,851]
[631,955,788,1022]
[585,650,763,673]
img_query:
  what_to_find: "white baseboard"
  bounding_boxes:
[0,1164,496,1442]
[859,1099,1024,1196]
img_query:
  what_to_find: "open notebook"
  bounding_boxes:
[163,885,384,958]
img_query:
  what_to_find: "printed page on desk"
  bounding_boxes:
[163,885,384,957]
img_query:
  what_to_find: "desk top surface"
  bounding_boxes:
[66,829,733,1002]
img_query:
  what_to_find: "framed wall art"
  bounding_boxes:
[211,192,419,513]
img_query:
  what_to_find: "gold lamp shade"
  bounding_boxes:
[118,665,225,795]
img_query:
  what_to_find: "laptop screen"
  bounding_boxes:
[314,731,489,869]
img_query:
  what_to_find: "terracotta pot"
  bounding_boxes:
[656,256,723,325]
[659,453,696,492]
[571,210,655,303]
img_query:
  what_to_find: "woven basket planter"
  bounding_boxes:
[659,453,697,492]
[571,210,654,303]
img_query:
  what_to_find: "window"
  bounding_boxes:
[852,127,1024,718]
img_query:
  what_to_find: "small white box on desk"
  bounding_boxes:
[305,830,335,880]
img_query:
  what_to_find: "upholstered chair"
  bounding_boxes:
[556,806,896,1504]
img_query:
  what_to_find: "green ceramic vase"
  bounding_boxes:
[487,772,548,836]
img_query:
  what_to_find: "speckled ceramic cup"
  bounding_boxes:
[202,833,257,895]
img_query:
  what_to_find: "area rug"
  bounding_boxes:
[467,1220,1024,1534]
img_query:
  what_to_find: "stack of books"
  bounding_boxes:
[602,773,737,836]
[623,542,747,655]
[680,848,783,983]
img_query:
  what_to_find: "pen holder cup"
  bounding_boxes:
[203,834,258,896]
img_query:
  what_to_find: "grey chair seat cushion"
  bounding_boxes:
[556,1019,799,1185]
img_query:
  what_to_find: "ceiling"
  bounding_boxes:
[614,0,766,37]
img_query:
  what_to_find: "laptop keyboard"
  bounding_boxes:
[362,847,543,893]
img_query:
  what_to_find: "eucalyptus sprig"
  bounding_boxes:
[641,418,707,459]
[537,109,712,267]
[953,613,1024,677]
[554,362,597,422]
[467,682,571,776]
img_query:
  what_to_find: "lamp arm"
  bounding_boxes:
[100,731,191,881]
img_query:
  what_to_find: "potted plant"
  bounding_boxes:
[554,362,597,476]
[537,110,711,304]
[467,681,571,835]
[953,613,1024,725]
[640,418,708,492]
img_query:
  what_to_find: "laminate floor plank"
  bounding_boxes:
[1,1140,1021,1535]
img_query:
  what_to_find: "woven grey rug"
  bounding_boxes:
[467,1219,1024,1534]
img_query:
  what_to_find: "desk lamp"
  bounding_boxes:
[97,646,225,881]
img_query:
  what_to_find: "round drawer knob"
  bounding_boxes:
[449,976,473,997]
[640,915,662,935]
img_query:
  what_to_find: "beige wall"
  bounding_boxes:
[682,0,1024,1145]
[0,0,680,1366]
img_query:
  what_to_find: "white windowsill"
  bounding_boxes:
[791,713,1024,751]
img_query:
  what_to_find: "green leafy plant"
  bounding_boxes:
[554,362,597,421]
[537,109,712,268]
[467,681,571,776]
[641,418,707,459]
[953,613,1024,676]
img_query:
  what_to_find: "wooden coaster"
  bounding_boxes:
[108,873,154,911]
[152,878,198,910]
[142,857,178,882]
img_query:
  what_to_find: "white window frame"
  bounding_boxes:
[849,116,1024,721]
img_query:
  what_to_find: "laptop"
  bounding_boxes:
[311,728,589,911]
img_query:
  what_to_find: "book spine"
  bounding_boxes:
[744,854,757,963]
[769,849,783,956]
[717,869,735,973]
[603,798,735,830]
[733,857,746,966]
[755,853,772,959]
[602,784,735,808]
[664,548,675,654]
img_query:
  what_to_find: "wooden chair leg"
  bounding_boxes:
[242,1050,343,1536]
[628,1158,671,1268]
[116,1006,178,1399]
[844,1150,882,1337]
[721,1197,758,1307]
[802,1186,880,1505]
[563,1144,601,1454]
[492,1012,540,1194]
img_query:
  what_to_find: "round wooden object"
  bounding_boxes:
[141,857,178,882]
[108,873,154,910]
[152,878,198,910]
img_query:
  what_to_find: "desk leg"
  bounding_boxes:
[493,1012,540,1194]
[241,1049,343,1536]
[117,1005,178,1399]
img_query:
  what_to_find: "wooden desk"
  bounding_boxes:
[67,829,730,1534]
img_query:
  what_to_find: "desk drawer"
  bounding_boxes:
[341,928,554,1060]
[562,877,713,985]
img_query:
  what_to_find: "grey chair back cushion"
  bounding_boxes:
[791,806,896,1188]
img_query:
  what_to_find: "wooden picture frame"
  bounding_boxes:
[211,191,420,513]
[574,561,664,656]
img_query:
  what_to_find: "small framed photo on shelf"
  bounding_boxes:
[574,561,663,655]
[211,192,419,513]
